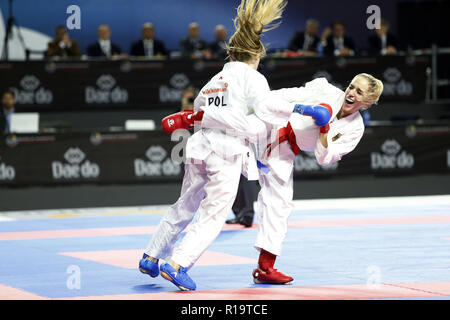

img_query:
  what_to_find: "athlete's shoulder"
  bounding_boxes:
[348,111,365,132]
[224,61,265,78]
[305,77,343,94]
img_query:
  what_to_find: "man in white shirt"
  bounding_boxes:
[209,25,229,59]
[321,21,356,57]
[368,19,398,56]
[130,23,167,57]
[87,25,122,58]
[287,19,320,56]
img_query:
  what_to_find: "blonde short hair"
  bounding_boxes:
[351,73,384,106]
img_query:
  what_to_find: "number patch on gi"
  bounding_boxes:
[202,79,229,108]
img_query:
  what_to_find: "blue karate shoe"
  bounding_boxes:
[160,262,196,291]
[139,253,159,278]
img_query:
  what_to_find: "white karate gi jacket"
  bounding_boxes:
[188,61,295,180]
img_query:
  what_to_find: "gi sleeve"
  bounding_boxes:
[246,71,295,127]
[199,106,269,143]
[314,117,364,166]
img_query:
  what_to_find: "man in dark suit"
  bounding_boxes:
[321,21,356,56]
[47,25,82,58]
[130,23,167,57]
[179,22,209,59]
[87,24,122,58]
[287,19,320,56]
[368,19,398,55]
[209,24,228,59]
[1,90,16,135]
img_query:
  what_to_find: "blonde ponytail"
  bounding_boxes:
[227,0,287,62]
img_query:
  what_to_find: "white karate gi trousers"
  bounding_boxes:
[145,151,242,268]
[254,141,295,256]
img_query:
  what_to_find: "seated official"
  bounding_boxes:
[368,19,398,56]
[208,25,228,59]
[287,19,320,56]
[87,24,122,58]
[130,22,167,57]
[46,25,82,58]
[321,21,356,57]
[179,22,209,59]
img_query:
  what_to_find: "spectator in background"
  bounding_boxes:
[46,25,82,58]
[130,23,167,57]
[321,21,356,56]
[0,91,16,135]
[179,22,209,59]
[181,86,196,111]
[368,19,398,56]
[87,24,123,58]
[287,19,320,56]
[209,24,228,59]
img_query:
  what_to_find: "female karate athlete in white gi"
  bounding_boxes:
[252,73,384,284]
[138,0,332,291]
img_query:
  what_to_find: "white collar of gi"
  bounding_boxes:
[223,61,254,71]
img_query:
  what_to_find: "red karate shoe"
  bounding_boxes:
[252,267,293,285]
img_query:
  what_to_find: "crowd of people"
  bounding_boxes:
[46,18,400,60]
[287,18,399,57]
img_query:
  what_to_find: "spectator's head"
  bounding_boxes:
[54,25,67,42]
[375,19,390,37]
[214,25,227,42]
[181,86,196,111]
[98,24,111,41]
[188,22,200,39]
[142,22,155,40]
[343,73,383,115]
[331,21,345,38]
[2,90,16,111]
[305,19,319,37]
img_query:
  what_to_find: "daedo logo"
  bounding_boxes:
[134,145,181,177]
[85,74,128,104]
[294,152,338,172]
[371,139,414,169]
[10,75,53,104]
[52,148,100,179]
[382,67,413,97]
[159,73,191,103]
[0,156,16,181]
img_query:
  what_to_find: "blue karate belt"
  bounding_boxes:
[256,160,270,174]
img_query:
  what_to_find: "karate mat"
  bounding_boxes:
[1,195,450,300]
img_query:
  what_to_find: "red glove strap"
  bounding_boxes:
[320,123,330,134]
[191,110,204,122]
